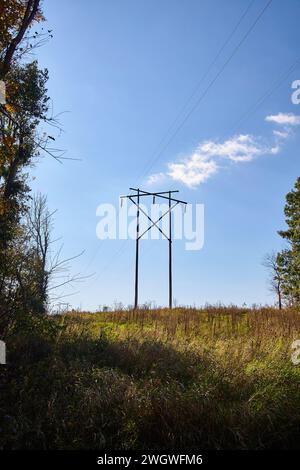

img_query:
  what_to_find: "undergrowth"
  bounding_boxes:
[1,306,300,449]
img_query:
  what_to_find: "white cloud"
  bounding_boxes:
[147,172,166,185]
[265,112,300,126]
[162,134,276,188]
[147,112,297,189]
[270,145,281,155]
[168,154,218,188]
[148,134,279,188]
[273,129,290,139]
[197,134,270,162]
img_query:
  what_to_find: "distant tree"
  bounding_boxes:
[278,177,300,248]
[26,193,85,313]
[277,177,300,306]
[263,251,284,309]
[25,193,53,313]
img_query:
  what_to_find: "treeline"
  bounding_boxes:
[0,2,299,342]
[265,177,300,308]
[0,0,77,336]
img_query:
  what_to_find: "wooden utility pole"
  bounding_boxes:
[134,189,140,309]
[120,188,187,309]
[169,191,172,309]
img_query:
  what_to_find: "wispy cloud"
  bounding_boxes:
[147,112,299,189]
[166,134,277,188]
[168,155,218,188]
[195,134,276,162]
[147,172,166,185]
[265,112,300,126]
[273,129,290,139]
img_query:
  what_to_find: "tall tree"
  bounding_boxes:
[0,0,43,80]
[0,1,57,332]
[0,61,50,332]
[263,251,284,309]
[278,177,300,306]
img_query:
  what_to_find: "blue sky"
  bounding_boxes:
[31,0,300,310]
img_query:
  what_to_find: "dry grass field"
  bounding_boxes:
[1,306,300,449]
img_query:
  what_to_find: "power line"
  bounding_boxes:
[229,58,300,134]
[84,55,300,296]
[134,0,256,184]
[90,0,273,291]
[120,188,187,309]
[136,0,273,185]
[95,2,263,284]
[81,239,105,275]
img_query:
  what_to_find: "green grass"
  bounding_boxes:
[1,306,300,449]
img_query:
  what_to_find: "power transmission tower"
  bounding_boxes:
[120,188,187,309]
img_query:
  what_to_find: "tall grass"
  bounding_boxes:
[1,306,300,449]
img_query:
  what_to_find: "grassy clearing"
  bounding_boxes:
[1,306,300,449]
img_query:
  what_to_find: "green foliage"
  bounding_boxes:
[0,0,44,80]
[0,1,50,332]
[1,307,300,449]
[1,206,47,331]
[279,177,300,247]
[277,177,300,305]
